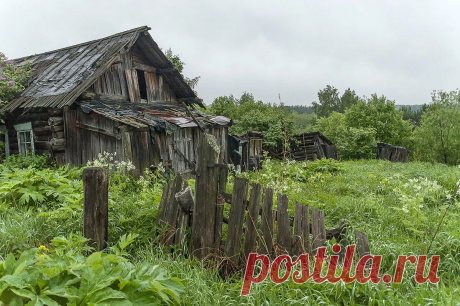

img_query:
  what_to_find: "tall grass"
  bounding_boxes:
[0,155,459,304]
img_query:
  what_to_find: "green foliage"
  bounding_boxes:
[312,85,359,118]
[413,90,460,165]
[291,111,317,134]
[0,154,459,304]
[399,104,429,126]
[345,94,412,146]
[208,93,294,148]
[1,154,49,170]
[337,128,377,160]
[0,53,31,109]
[164,48,200,93]
[286,105,314,115]
[0,235,182,305]
[315,112,377,159]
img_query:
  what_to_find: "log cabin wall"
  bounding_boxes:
[4,108,62,162]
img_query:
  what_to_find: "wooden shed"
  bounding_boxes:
[0,26,232,175]
[268,132,338,161]
[376,143,409,162]
[227,131,263,172]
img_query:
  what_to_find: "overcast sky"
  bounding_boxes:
[2,0,459,106]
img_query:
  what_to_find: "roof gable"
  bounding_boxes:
[3,26,199,111]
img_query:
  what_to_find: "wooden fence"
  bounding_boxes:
[82,132,370,267]
[154,133,370,265]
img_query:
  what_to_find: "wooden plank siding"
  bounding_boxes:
[61,106,228,176]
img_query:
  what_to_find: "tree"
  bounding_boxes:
[208,93,294,148]
[0,53,31,111]
[312,86,359,118]
[413,90,460,165]
[345,94,412,146]
[164,48,201,93]
[400,104,429,126]
[315,112,377,160]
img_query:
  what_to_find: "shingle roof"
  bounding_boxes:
[77,100,231,130]
[3,26,199,111]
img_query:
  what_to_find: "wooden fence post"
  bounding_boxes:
[192,132,222,260]
[260,188,274,256]
[225,177,249,263]
[83,167,109,251]
[243,183,262,258]
[276,194,291,254]
[355,230,370,258]
[302,205,310,255]
[293,202,303,256]
[311,208,326,252]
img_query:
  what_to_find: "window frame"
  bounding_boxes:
[14,122,34,156]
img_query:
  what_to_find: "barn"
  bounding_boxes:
[0,26,232,176]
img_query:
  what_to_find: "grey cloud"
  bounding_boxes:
[2,0,459,106]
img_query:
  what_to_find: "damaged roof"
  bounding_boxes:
[3,26,199,111]
[77,100,232,131]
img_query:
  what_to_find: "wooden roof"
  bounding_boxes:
[77,100,232,130]
[3,26,199,111]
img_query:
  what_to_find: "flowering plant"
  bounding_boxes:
[86,152,136,173]
[0,53,31,110]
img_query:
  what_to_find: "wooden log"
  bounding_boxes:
[355,230,370,258]
[47,117,63,126]
[311,208,326,252]
[243,183,262,258]
[51,125,64,133]
[17,113,50,122]
[302,205,310,255]
[48,109,63,116]
[225,177,249,262]
[34,141,49,150]
[293,202,303,256]
[50,138,65,146]
[260,188,274,256]
[276,194,291,254]
[52,131,64,139]
[83,167,109,251]
[164,175,184,246]
[35,135,51,142]
[33,121,49,127]
[34,126,51,135]
[51,145,65,152]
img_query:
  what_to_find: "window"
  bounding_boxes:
[136,69,148,101]
[14,122,34,156]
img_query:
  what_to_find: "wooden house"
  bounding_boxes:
[0,26,232,175]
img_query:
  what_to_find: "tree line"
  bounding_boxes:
[207,85,460,165]
[2,49,460,166]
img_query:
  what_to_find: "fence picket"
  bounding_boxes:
[276,194,291,254]
[225,177,249,262]
[243,183,262,258]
